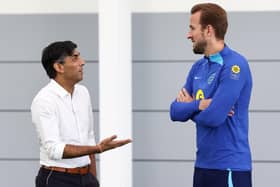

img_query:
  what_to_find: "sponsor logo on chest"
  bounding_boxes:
[207,73,216,85]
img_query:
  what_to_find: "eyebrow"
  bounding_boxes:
[72,52,80,57]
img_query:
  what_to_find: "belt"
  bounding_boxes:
[42,165,89,175]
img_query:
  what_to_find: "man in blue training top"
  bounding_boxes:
[170,3,253,187]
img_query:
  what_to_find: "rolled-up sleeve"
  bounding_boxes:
[31,99,65,160]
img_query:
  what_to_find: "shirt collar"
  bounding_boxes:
[208,53,223,65]
[49,79,71,98]
[204,44,230,65]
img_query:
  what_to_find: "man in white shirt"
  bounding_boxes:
[31,41,131,187]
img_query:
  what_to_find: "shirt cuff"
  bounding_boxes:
[50,143,66,160]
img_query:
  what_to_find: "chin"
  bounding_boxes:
[75,77,83,83]
[193,48,204,54]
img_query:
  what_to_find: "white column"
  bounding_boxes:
[98,1,132,187]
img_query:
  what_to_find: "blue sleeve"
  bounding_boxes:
[170,64,200,122]
[170,99,200,121]
[192,61,248,127]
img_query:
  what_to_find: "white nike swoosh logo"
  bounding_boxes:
[194,76,201,80]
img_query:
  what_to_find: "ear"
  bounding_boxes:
[206,25,214,37]
[53,62,64,74]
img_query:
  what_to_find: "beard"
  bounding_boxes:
[193,40,207,54]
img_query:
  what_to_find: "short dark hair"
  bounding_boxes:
[191,3,228,40]
[41,40,77,78]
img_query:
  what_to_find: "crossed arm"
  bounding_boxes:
[170,67,244,127]
[176,88,234,117]
[176,88,212,111]
[170,60,247,126]
[169,88,212,122]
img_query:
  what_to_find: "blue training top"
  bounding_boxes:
[170,45,252,171]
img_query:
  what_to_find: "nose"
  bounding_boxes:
[80,58,85,66]
[187,32,192,39]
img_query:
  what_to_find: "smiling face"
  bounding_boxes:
[187,11,207,54]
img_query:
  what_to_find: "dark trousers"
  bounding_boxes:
[193,167,252,187]
[36,167,99,187]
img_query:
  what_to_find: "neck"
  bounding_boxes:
[54,77,75,95]
[204,39,225,56]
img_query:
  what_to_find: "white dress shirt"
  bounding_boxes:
[31,79,96,168]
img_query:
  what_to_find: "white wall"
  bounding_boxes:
[0,0,98,14]
[132,0,280,12]
[0,0,280,13]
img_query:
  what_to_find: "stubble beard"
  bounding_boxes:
[193,40,207,54]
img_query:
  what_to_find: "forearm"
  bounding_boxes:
[192,96,236,127]
[63,144,101,159]
[63,135,131,159]
[170,100,200,122]
[192,109,226,127]
[89,154,97,176]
